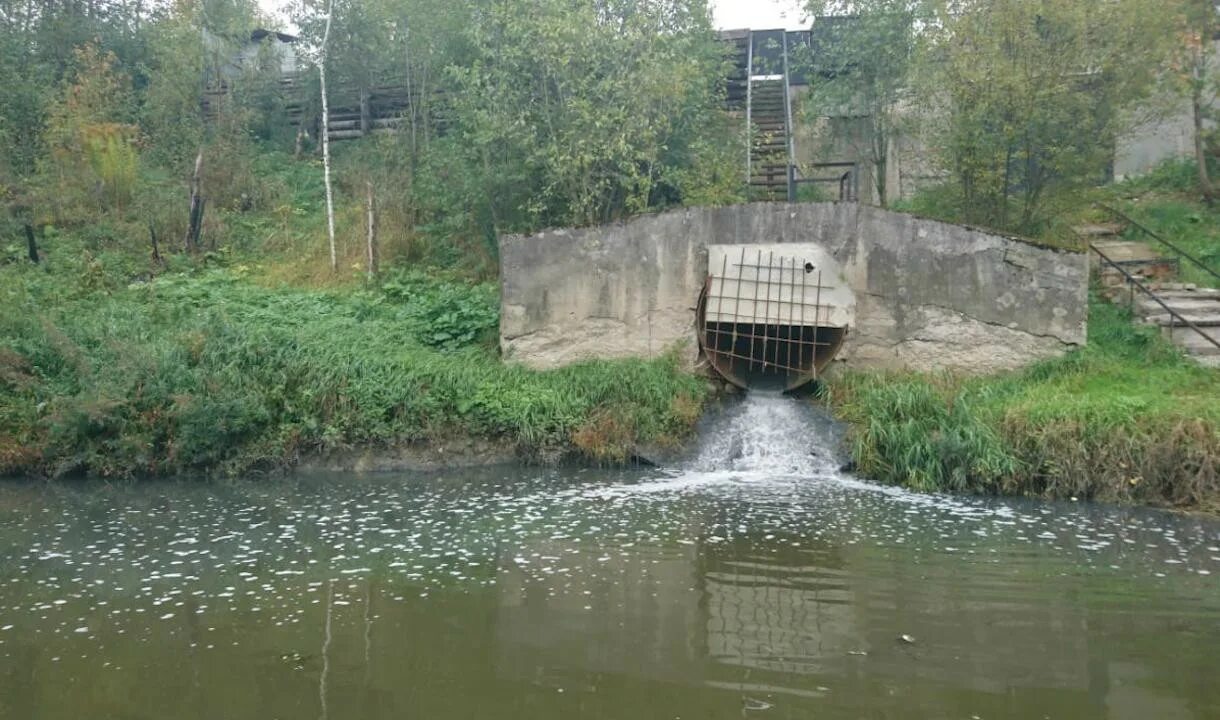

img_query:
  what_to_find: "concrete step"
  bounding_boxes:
[1097,258,1180,285]
[1091,240,1164,263]
[1075,223,1125,238]
[1169,328,1220,356]
[1145,312,1220,327]
[1150,283,1212,293]
[1135,297,1220,315]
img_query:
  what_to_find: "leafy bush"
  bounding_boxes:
[0,267,706,478]
[378,270,499,351]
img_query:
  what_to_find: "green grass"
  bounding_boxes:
[0,264,706,479]
[825,296,1220,510]
[1076,159,1220,288]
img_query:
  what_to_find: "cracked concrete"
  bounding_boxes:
[499,202,1088,374]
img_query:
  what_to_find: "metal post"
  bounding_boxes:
[713,253,728,369]
[781,30,797,204]
[730,246,746,375]
[745,32,754,187]
[763,251,775,371]
[795,259,805,373]
[748,249,762,372]
[786,257,796,378]
[813,269,823,379]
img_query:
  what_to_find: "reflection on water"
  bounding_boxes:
[0,399,1218,719]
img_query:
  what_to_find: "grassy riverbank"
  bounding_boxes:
[828,162,1220,512]
[0,261,706,479]
[826,298,1220,510]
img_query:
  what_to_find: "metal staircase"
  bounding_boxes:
[740,30,797,201]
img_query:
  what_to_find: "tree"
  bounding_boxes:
[917,0,1176,233]
[318,0,338,273]
[1174,0,1219,202]
[38,44,140,221]
[440,0,738,231]
[802,1,920,207]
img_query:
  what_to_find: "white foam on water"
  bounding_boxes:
[682,392,840,477]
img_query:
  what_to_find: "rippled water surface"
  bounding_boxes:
[1,396,1218,719]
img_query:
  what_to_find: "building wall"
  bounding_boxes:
[499,202,1088,376]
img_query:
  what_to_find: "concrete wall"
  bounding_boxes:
[499,203,1088,376]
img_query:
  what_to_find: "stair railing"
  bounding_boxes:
[1090,243,1220,353]
[745,31,754,186]
[1098,203,1220,285]
[781,32,797,202]
[788,162,859,202]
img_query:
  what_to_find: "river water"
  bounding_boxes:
[0,395,1217,719]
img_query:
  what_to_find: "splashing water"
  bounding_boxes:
[681,392,843,477]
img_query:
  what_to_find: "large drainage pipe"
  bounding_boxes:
[696,245,850,392]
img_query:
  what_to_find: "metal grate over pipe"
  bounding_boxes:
[697,248,848,392]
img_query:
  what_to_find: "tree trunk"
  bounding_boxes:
[1195,17,1215,202]
[359,85,371,137]
[872,112,888,208]
[320,0,338,273]
[366,181,378,280]
[24,224,38,263]
[184,151,204,251]
[1193,44,1216,203]
[149,222,163,267]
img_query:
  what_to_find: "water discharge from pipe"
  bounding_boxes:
[681,391,844,477]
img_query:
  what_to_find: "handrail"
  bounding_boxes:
[1090,243,1220,353]
[781,31,797,202]
[744,32,754,186]
[790,162,859,202]
[1097,203,1220,284]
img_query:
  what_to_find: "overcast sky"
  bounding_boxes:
[256,0,811,31]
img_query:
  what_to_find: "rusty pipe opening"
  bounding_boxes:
[695,251,848,392]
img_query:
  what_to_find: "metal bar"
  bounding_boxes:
[730,246,746,376]
[703,300,831,316]
[703,311,829,324]
[712,253,728,373]
[763,250,775,369]
[799,257,807,373]
[704,326,833,348]
[733,262,836,280]
[704,348,821,374]
[786,257,796,378]
[1099,204,1220,283]
[814,268,823,379]
[749,249,762,372]
[745,32,753,186]
[701,275,715,360]
[710,286,834,301]
[781,30,796,204]
[1092,244,1220,352]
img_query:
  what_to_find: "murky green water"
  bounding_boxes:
[1,398,1218,719]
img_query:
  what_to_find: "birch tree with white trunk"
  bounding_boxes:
[319,0,337,273]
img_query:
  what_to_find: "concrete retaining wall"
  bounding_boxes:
[499,202,1088,375]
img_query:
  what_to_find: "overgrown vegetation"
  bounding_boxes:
[825,297,1220,510]
[0,0,734,479]
[0,262,706,478]
[2,0,1220,502]
[826,157,1220,511]
[808,0,1189,236]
